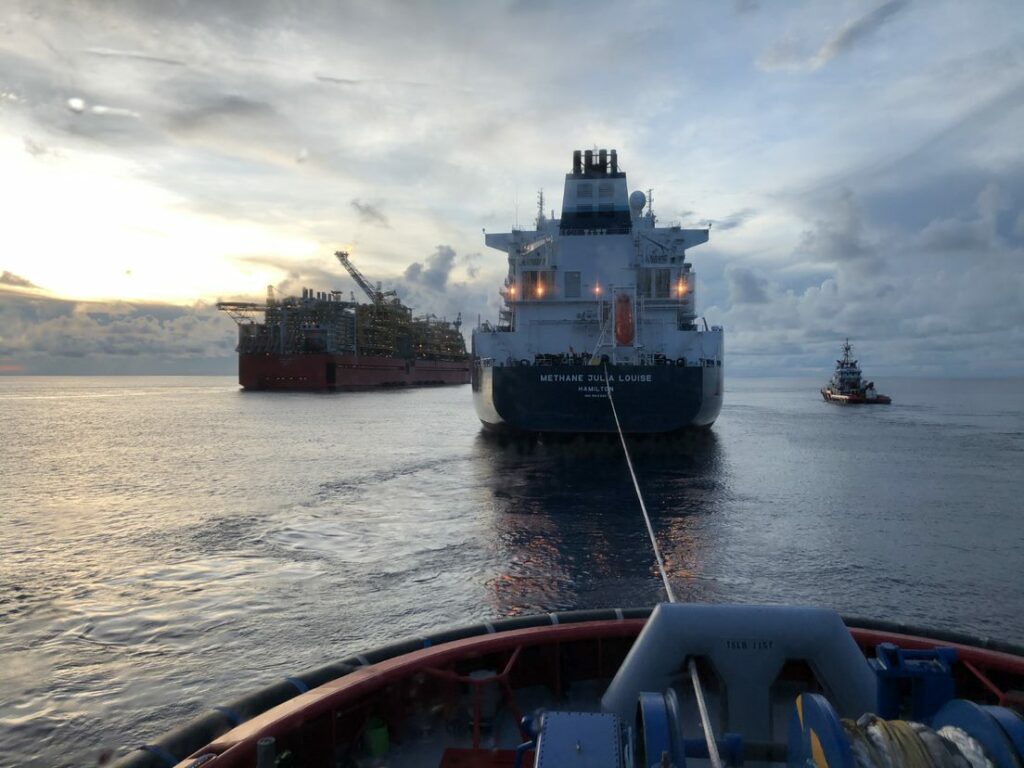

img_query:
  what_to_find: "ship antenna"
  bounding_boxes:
[646,188,655,222]
[535,188,545,229]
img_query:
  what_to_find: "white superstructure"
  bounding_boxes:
[474,149,722,372]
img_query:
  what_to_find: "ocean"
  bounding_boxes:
[1,375,1022,767]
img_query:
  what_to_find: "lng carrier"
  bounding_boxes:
[218,251,469,391]
[472,148,723,433]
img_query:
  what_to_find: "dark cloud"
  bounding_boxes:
[168,95,278,134]
[0,289,236,373]
[1,271,39,288]
[712,208,757,231]
[83,48,187,66]
[315,74,363,86]
[814,0,909,69]
[404,245,457,291]
[758,0,909,72]
[710,171,1024,376]
[461,252,483,279]
[350,199,390,227]
[796,190,874,269]
[727,267,769,304]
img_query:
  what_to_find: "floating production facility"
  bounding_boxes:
[218,252,469,391]
[472,149,724,433]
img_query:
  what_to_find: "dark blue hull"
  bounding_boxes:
[472,361,722,434]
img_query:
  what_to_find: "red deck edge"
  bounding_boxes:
[177,620,646,767]
[175,620,1024,768]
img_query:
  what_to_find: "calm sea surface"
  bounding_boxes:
[1,375,1022,766]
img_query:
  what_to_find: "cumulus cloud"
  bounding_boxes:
[711,175,1024,376]
[796,190,875,270]
[0,289,237,373]
[727,267,770,304]
[915,183,1013,252]
[405,245,457,291]
[2,0,1021,375]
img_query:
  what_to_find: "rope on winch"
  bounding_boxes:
[843,714,993,768]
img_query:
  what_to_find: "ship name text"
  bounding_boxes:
[539,373,653,383]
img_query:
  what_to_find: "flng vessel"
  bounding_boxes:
[472,149,723,433]
[821,339,891,404]
[218,251,470,391]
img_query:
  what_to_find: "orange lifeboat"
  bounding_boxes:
[615,293,635,345]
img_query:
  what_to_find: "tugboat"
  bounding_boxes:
[111,603,1024,768]
[821,339,891,404]
[471,149,723,434]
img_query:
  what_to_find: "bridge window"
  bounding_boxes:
[598,182,613,198]
[565,271,581,298]
[577,183,593,199]
[522,270,555,299]
[638,268,671,299]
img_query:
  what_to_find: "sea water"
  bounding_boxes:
[1,376,1022,766]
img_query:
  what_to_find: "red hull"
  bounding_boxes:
[238,353,470,391]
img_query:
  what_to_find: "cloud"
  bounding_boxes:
[404,245,457,291]
[1,271,39,288]
[168,95,278,135]
[350,199,390,226]
[0,289,237,373]
[758,0,909,72]
[712,208,757,231]
[1,0,1021,376]
[83,47,187,67]
[461,252,483,279]
[813,0,909,69]
[710,175,1024,376]
[726,267,769,304]
[811,0,909,69]
[22,137,48,156]
[796,189,875,270]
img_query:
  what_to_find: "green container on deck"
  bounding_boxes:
[364,717,389,757]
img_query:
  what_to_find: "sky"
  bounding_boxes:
[1,0,1022,376]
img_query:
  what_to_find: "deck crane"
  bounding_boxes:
[334,251,399,305]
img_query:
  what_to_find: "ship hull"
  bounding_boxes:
[238,353,470,391]
[472,361,722,433]
[821,387,891,405]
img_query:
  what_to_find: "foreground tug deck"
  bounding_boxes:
[218,251,469,391]
[821,339,891,405]
[112,604,1024,768]
[472,149,723,434]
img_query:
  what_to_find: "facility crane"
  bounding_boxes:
[334,251,398,306]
